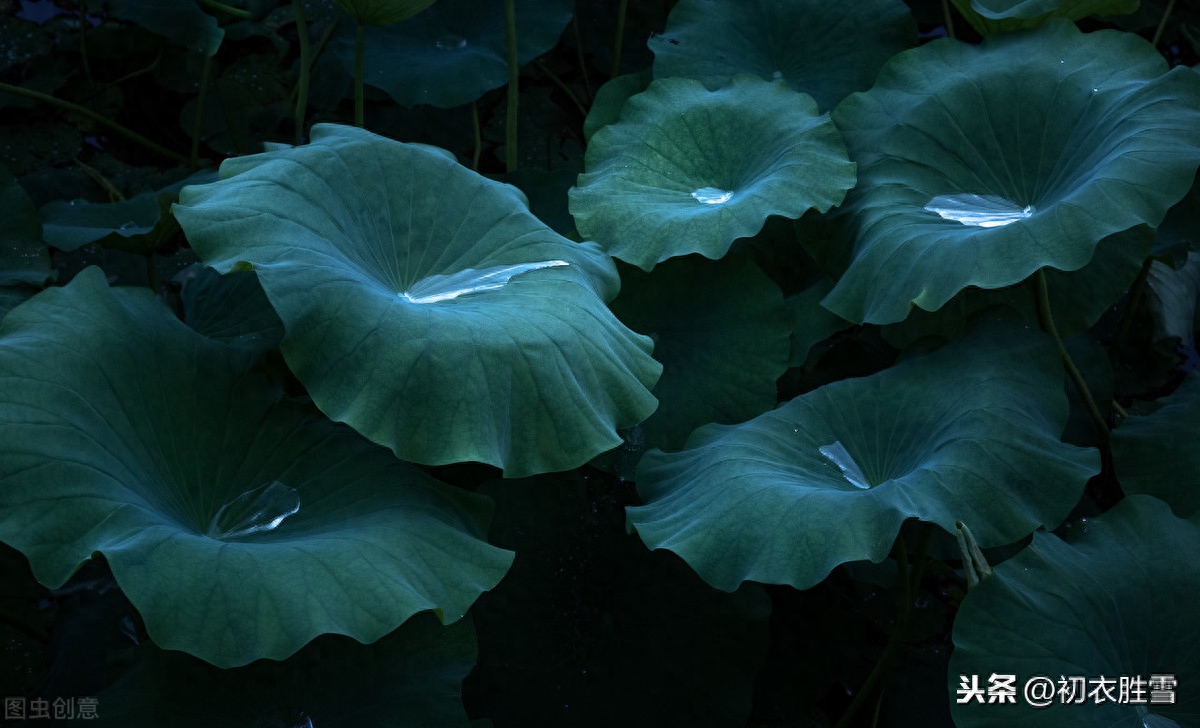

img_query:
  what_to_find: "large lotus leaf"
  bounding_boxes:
[627,315,1099,591]
[787,277,852,366]
[608,254,790,452]
[582,71,650,143]
[1147,255,1200,343]
[569,76,855,271]
[826,20,1200,325]
[334,0,574,108]
[471,473,771,727]
[106,0,223,56]
[951,0,1138,35]
[649,0,916,111]
[0,267,514,668]
[1112,373,1200,517]
[97,613,477,727]
[950,495,1200,728]
[334,0,439,26]
[174,124,660,477]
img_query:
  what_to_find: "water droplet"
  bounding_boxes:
[68,198,85,206]
[924,193,1035,228]
[207,481,300,539]
[771,70,783,80]
[819,441,871,489]
[435,34,467,50]
[117,221,138,232]
[401,260,569,304]
[691,187,732,205]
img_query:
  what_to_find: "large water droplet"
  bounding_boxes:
[401,260,569,304]
[924,193,1035,228]
[819,441,871,489]
[207,481,300,539]
[435,34,467,50]
[691,187,732,205]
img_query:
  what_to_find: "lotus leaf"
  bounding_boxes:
[176,264,285,351]
[174,124,660,477]
[0,164,51,287]
[649,0,916,111]
[826,20,1200,325]
[334,0,438,26]
[609,254,790,452]
[950,0,1139,35]
[1112,373,1200,517]
[627,315,1099,591]
[582,71,650,143]
[569,75,855,271]
[950,495,1199,727]
[1146,255,1200,343]
[334,0,574,108]
[106,0,223,56]
[0,267,515,668]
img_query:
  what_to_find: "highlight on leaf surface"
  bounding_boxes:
[174,124,661,478]
[825,20,1200,325]
[0,268,514,668]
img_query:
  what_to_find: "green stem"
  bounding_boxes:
[145,254,157,292]
[190,55,213,169]
[471,101,481,172]
[536,59,587,117]
[0,82,190,166]
[1113,401,1130,420]
[941,0,956,39]
[610,0,629,79]
[354,22,365,127]
[292,0,312,144]
[834,524,933,728]
[504,0,518,172]
[1113,256,1153,351]
[75,158,124,201]
[572,12,592,104]
[1152,0,1178,47]
[1036,269,1109,444]
[197,0,253,19]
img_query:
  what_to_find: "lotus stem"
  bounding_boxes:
[145,254,158,292]
[354,21,365,127]
[834,524,933,728]
[1112,401,1130,420]
[471,100,481,172]
[610,0,629,79]
[1035,269,1110,444]
[0,82,191,166]
[504,0,519,172]
[536,59,587,118]
[572,13,592,104]
[941,0,956,39]
[197,0,253,19]
[191,55,213,169]
[75,158,124,202]
[79,4,93,84]
[1152,0,1177,47]
[292,0,312,144]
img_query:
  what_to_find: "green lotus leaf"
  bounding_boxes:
[627,315,1099,591]
[334,0,438,26]
[106,0,223,56]
[583,71,650,142]
[787,277,852,366]
[0,267,514,668]
[649,0,916,111]
[1112,373,1200,517]
[950,495,1199,728]
[97,613,477,727]
[1146,255,1200,343]
[174,124,660,477]
[609,254,790,452]
[0,165,52,287]
[569,76,856,271]
[40,171,216,254]
[826,20,1200,325]
[176,264,285,351]
[950,0,1138,35]
[334,0,574,108]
